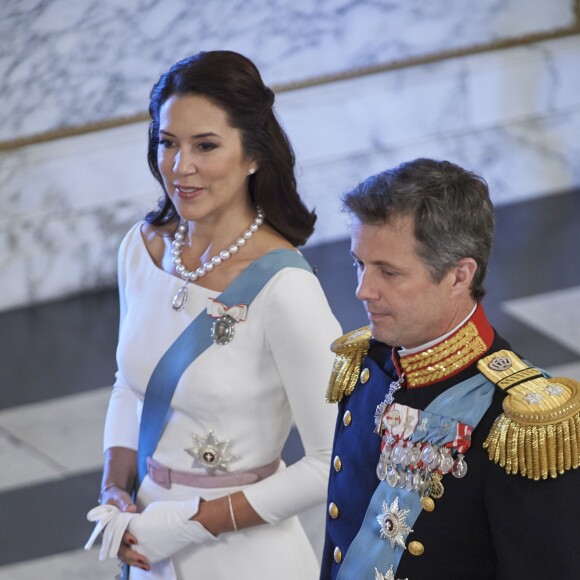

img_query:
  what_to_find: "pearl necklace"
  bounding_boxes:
[171,207,265,311]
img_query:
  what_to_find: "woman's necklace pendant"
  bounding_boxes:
[169,208,264,311]
[172,282,189,311]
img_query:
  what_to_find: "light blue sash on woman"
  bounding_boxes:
[136,249,312,489]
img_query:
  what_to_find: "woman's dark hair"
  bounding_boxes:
[145,50,316,246]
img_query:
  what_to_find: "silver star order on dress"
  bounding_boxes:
[185,430,236,475]
[171,207,265,310]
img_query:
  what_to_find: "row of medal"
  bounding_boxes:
[376,437,468,498]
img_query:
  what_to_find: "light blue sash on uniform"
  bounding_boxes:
[136,249,311,488]
[337,373,496,579]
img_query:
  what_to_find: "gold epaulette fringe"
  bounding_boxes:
[325,327,372,403]
[478,349,580,480]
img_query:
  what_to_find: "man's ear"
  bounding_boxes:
[451,257,478,296]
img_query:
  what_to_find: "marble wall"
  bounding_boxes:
[1,0,579,311]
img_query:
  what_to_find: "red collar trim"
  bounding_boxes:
[393,304,494,388]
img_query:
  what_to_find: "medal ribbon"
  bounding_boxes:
[380,404,473,457]
[206,299,248,322]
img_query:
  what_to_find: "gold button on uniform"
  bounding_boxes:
[421,497,435,512]
[328,502,339,519]
[360,367,370,383]
[333,456,342,472]
[343,410,352,426]
[408,541,425,556]
[333,546,342,563]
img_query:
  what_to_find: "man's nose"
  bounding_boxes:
[355,269,379,302]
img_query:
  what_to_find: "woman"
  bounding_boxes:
[89,51,341,579]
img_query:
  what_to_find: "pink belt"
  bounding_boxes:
[147,456,281,489]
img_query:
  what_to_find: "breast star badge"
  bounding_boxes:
[375,565,408,580]
[376,497,413,550]
[375,567,394,580]
[185,429,236,474]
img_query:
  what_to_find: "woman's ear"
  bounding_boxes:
[247,157,260,175]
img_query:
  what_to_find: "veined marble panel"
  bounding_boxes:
[0,123,158,222]
[0,0,575,142]
[2,36,579,225]
[279,36,580,165]
[1,36,580,311]
[300,108,580,245]
[0,199,144,307]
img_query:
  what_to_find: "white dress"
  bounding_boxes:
[103,223,342,579]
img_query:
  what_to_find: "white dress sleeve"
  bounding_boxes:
[243,267,341,523]
[103,224,142,452]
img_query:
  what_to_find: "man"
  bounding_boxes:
[320,158,580,580]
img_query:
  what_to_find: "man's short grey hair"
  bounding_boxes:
[342,158,495,301]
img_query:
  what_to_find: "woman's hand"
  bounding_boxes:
[125,499,214,563]
[100,483,137,514]
[99,447,150,570]
[118,529,150,572]
[99,484,150,571]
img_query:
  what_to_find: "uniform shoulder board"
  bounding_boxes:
[478,349,580,480]
[326,326,372,403]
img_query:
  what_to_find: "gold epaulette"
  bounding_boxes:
[478,349,580,480]
[325,326,372,403]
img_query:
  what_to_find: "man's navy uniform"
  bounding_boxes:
[320,305,580,580]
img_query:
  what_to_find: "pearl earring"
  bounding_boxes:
[248,168,256,175]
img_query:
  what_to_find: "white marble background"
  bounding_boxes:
[0,0,573,142]
[0,0,579,311]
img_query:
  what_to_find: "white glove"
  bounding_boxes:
[84,504,135,560]
[126,498,216,563]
